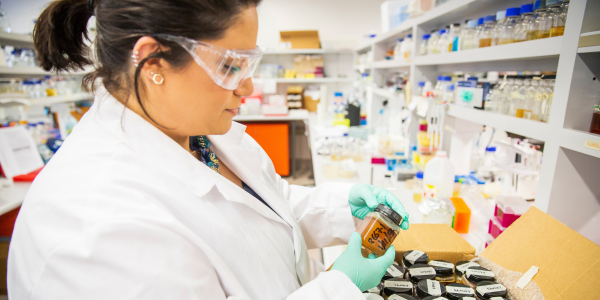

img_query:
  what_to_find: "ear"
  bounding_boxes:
[132,37,170,82]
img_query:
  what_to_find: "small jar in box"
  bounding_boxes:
[475,281,507,299]
[461,266,496,289]
[406,264,436,284]
[416,279,446,298]
[402,250,429,268]
[454,261,480,283]
[383,261,406,280]
[428,260,455,284]
[494,196,530,227]
[382,278,413,297]
[444,283,475,300]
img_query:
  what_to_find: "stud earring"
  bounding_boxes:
[131,50,140,67]
[150,72,164,85]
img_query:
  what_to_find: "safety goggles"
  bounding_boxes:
[154,34,263,90]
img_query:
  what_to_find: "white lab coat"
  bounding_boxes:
[7,88,365,300]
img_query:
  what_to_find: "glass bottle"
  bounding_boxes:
[485,84,500,112]
[515,77,530,118]
[540,78,555,122]
[413,171,424,203]
[514,4,534,42]
[550,0,568,37]
[355,204,402,257]
[492,10,506,46]
[461,20,479,50]
[394,38,404,60]
[449,23,462,52]
[542,0,561,39]
[527,0,547,41]
[428,30,440,55]
[509,76,523,117]
[499,7,521,45]
[420,34,431,56]
[479,15,496,48]
[523,78,538,120]
[437,29,451,54]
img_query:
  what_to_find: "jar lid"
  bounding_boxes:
[388,294,419,300]
[374,204,402,226]
[407,263,436,283]
[445,283,475,300]
[455,261,480,276]
[428,260,454,277]
[383,262,405,280]
[416,279,446,298]
[363,282,383,294]
[475,281,507,299]
[465,267,496,283]
[422,296,449,300]
[402,250,429,267]
[382,278,413,296]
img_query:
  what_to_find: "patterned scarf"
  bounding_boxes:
[190,135,220,174]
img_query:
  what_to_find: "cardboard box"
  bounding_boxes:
[481,206,600,299]
[280,31,320,49]
[392,224,476,264]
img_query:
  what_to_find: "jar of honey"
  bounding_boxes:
[454,261,480,283]
[428,260,455,284]
[355,204,403,257]
[475,281,507,299]
[462,266,496,289]
[383,262,406,280]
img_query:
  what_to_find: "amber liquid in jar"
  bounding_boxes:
[550,26,565,37]
[356,212,400,257]
[479,38,492,48]
[538,30,551,38]
[526,31,539,41]
[591,110,600,135]
[515,109,525,118]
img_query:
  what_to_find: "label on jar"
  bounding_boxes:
[405,250,425,264]
[446,285,474,295]
[388,295,413,300]
[461,298,477,300]
[366,286,381,293]
[384,281,412,289]
[466,269,495,278]
[387,265,403,277]
[456,262,480,273]
[428,260,454,269]
[476,284,507,296]
[409,267,436,276]
[426,279,442,296]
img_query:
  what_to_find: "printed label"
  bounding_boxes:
[446,286,474,295]
[456,262,480,273]
[466,269,495,278]
[476,284,506,296]
[461,298,477,300]
[426,279,442,296]
[585,139,600,151]
[409,267,436,276]
[366,286,381,293]
[428,261,454,269]
[384,281,412,289]
[405,250,425,264]
[422,184,439,199]
[387,265,403,277]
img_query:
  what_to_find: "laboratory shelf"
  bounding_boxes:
[233,109,309,122]
[578,45,600,54]
[558,129,600,159]
[28,93,94,106]
[372,59,411,69]
[263,49,353,55]
[354,64,371,71]
[252,77,353,84]
[0,32,34,48]
[354,42,373,53]
[413,37,563,66]
[373,87,405,102]
[446,104,550,141]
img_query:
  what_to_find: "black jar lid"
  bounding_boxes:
[465,266,495,283]
[455,261,480,276]
[382,278,413,296]
[387,295,419,300]
[363,282,383,295]
[407,264,436,283]
[383,262,406,280]
[428,260,454,277]
[458,297,477,300]
[444,283,475,300]
[402,250,429,268]
[422,296,449,300]
[374,203,403,226]
[416,279,447,298]
[475,281,507,299]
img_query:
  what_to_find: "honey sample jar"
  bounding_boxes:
[444,283,475,300]
[406,263,436,284]
[416,279,447,298]
[475,281,507,299]
[383,262,406,280]
[454,261,480,283]
[355,204,402,257]
[461,267,496,289]
[402,250,429,268]
[428,260,455,284]
[382,278,413,298]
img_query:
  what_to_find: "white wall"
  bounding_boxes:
[3,0,387,48]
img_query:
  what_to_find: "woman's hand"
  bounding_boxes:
[348,184,410,230]
[331,232,395,291]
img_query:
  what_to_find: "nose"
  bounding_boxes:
[233,77,254,97]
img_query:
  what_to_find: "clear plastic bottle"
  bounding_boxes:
[420,34,431,56]
[539,77,555,122]
[394,38,404,60]
[530,79,544,121]
[492,10,507,46]
[523,78,538,120]
[485,84,499,112]
[402,34,413,59]
[479,15,496,48]
[498,79,511,115]
[508,76,522,116]
[428,30,440,54]
[541,0,561,39]
[499,7,521,45]
[514,4,534,42]
[444,83,455,104]
[449,23,462,52]
[461,19,479,50]
[437,29,451,54]
[514,77,529,118]
[527,0,547,41]
[550,0,568,37]
[413,171,424,203]
[0,1,11,33]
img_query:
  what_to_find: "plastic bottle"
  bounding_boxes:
[485,84,499,112]
[428,30,440,54]
[514,77,529,118]
[437,29,450,54]
[542,0,561,38]
[413,171,424,202]
[394,38,404,60]
[492,10,507,46]
[509,76,523,116]
[550,0,568,37]
[514,4,534,42]
[423,151,455,199]
[479,15,496,48]
[443,83,455,104]
[523,78,538,120]
[402,34,413,59]
[539,77,554,122]
[527,0,547,41]
[461,19,479,50]
[499,7,521,45]
[449,23,461,52]
[420,34,431,56]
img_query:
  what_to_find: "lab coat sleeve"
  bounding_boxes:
[287,270,365,300]
[28,219,228,300]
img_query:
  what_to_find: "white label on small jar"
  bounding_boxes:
[456,262,480,273]
[366,286,381,293]
[428,260,454,269]
[387,265,403,277]
[384,281,412,289]
[426,279,442,296]
[409,267,436,276]
[476,284,506,296]
[461,298,477,300]
[405,250,425,264]
[446,285,474,295]
[388,295,412,300]
[466,269,495,278]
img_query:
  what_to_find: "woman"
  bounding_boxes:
[8,0,410,299]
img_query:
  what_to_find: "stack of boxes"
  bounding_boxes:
[486,196,531,247]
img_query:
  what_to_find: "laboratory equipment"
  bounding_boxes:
[427,30,440,55]
[354,204,402,257]
[522,78,537,119]
[420,34,431,55]
[394,38,404,60]
[492,10,506,46]
[455,261,480,283]
[499,7,521,45]
[474,281,507,300]
[413,171,423,202]
[462,267,496,289]
[460,20,479,50]
[550,0,568,37]
[450,197,471,234]
[527,0,548,40]
[382,262,405,280]
[449,23,461,52]
[478,15,496,48]
[493,195,531,228]
[401,34,413,59]
[381,278,413,297]
[513,4,534,42]
[423,151,455,199]
[437,29,450,54]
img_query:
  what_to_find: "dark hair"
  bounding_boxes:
[34,0,261,124]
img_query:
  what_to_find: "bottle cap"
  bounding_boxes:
[444,76,452,81]
[455,261,481,276]
[420,123,428,131]
[382,262,406,280]
[467,20,478,28]
[506,7,521,17]
[406,263,436,283]
[475,281,507,299]
[440,29,447,34]
[478,17,484,25]
[534,0,542,10]
[416,279,446,298]
[445,283,475,300]
[403,251,429,268]
[398,38,404,42]
[416,171,424,179]
[418,81,426,87]
[468,77,478,81]
[437,75,443,81]
[496,10,506,20]
[374,203,402,226]
[362,282,383,294]
[428,260,454,277]
[407,34,412,38]
[382,278,413,296]
[520,3,533,14]
[465,266,496,283]
[453,23,461,27]
[423,34,431,39]
[484,15,496,23]
[486,146,497,152]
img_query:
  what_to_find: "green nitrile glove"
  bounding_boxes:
[331,232,396,291]
[348,184,410,230]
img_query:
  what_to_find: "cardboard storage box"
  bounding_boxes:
[280,31,320,49]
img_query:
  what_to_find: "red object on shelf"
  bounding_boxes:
[371,157,386,164]
[0,206,20,237]
[13,167,44,182]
